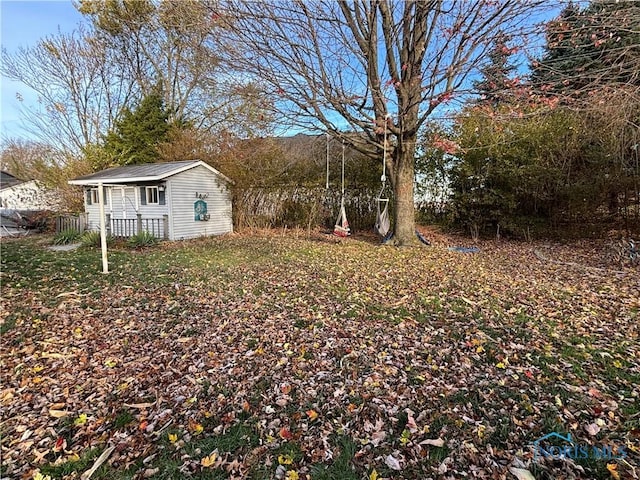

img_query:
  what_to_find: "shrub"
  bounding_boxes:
[80,230,114,248]
[52,229,82,245]
[127,231,158,248]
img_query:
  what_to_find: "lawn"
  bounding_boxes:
[1,231,638,480]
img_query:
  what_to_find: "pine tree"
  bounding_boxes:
[473,33,518,108]
[531,1,640,99]
[103,88,171,165]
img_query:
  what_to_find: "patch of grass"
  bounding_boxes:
[0,314,17,334]
[273,440,304,462]
[112,409,135,429]
[40,447,103,478]
[183,327,200,337]
[488,416,514,446]
[426,444,450,464]
[310,435,359,480]
[186,423,260,457]
[293,317,310,329]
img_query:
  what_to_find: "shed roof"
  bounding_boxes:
[68,160,233,186]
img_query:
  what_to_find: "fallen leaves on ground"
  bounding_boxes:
[0,231,638,479]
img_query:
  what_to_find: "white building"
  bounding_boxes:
[68,161,233,241]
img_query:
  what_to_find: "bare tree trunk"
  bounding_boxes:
[392,146,417,246]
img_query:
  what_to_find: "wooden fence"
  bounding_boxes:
[56,213,88,233]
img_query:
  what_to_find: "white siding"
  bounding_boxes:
[167,165,232,240]
[111,187,138,219]
[0,181,60,210]
[85,188,101,231]
[138,187,170,219]
[81,165,232,240]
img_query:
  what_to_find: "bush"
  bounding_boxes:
[127,231,158,248]
[52,229,82,245]
[80,230,114,248]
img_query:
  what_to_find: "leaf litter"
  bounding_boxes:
[0,232,638,479]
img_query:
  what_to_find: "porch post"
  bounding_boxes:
[163,214,169,240]
[137,213,142,234]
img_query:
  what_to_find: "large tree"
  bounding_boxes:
[531,1,640,103]
[219,0,544,245]
[1,26,135,154]
[77,0,270,135]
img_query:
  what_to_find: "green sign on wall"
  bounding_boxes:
[194,199,208,221]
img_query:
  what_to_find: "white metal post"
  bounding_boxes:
[98,182,109,274]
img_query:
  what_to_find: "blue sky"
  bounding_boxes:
[1,0,85,140]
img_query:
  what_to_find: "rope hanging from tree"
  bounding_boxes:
[333,140,351,237]
[375,117,391,238]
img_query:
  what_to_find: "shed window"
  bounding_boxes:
[90,189,99,204]
[145,186,159,205]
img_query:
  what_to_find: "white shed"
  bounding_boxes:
[69,161,233,240]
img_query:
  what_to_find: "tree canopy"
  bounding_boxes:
[442,0,640,238]
[219,0,545,244]
[531,1,640,103]
[102,88,172,166]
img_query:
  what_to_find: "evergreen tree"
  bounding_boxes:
[473,33,518,108]
[103,88,171,165]
[531,1,640,99]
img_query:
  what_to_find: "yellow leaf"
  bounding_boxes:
[607,463,620,480]
[201,451,217,468]
[369,469,379,480]
[477,425,486,439]
[476,345,485,353]
[33,472,53,480]
[104,359,117,368]
[306,409,319,421]
[168,433,178,443]
[612,360,623,368]
[278,454,293,465]
[188,418,204,435]
[285,471,299,480]
[74,413,88,426]
[66,452,80,462]
[496,361,506,369]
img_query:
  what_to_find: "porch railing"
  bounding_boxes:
[107,214,169,240]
